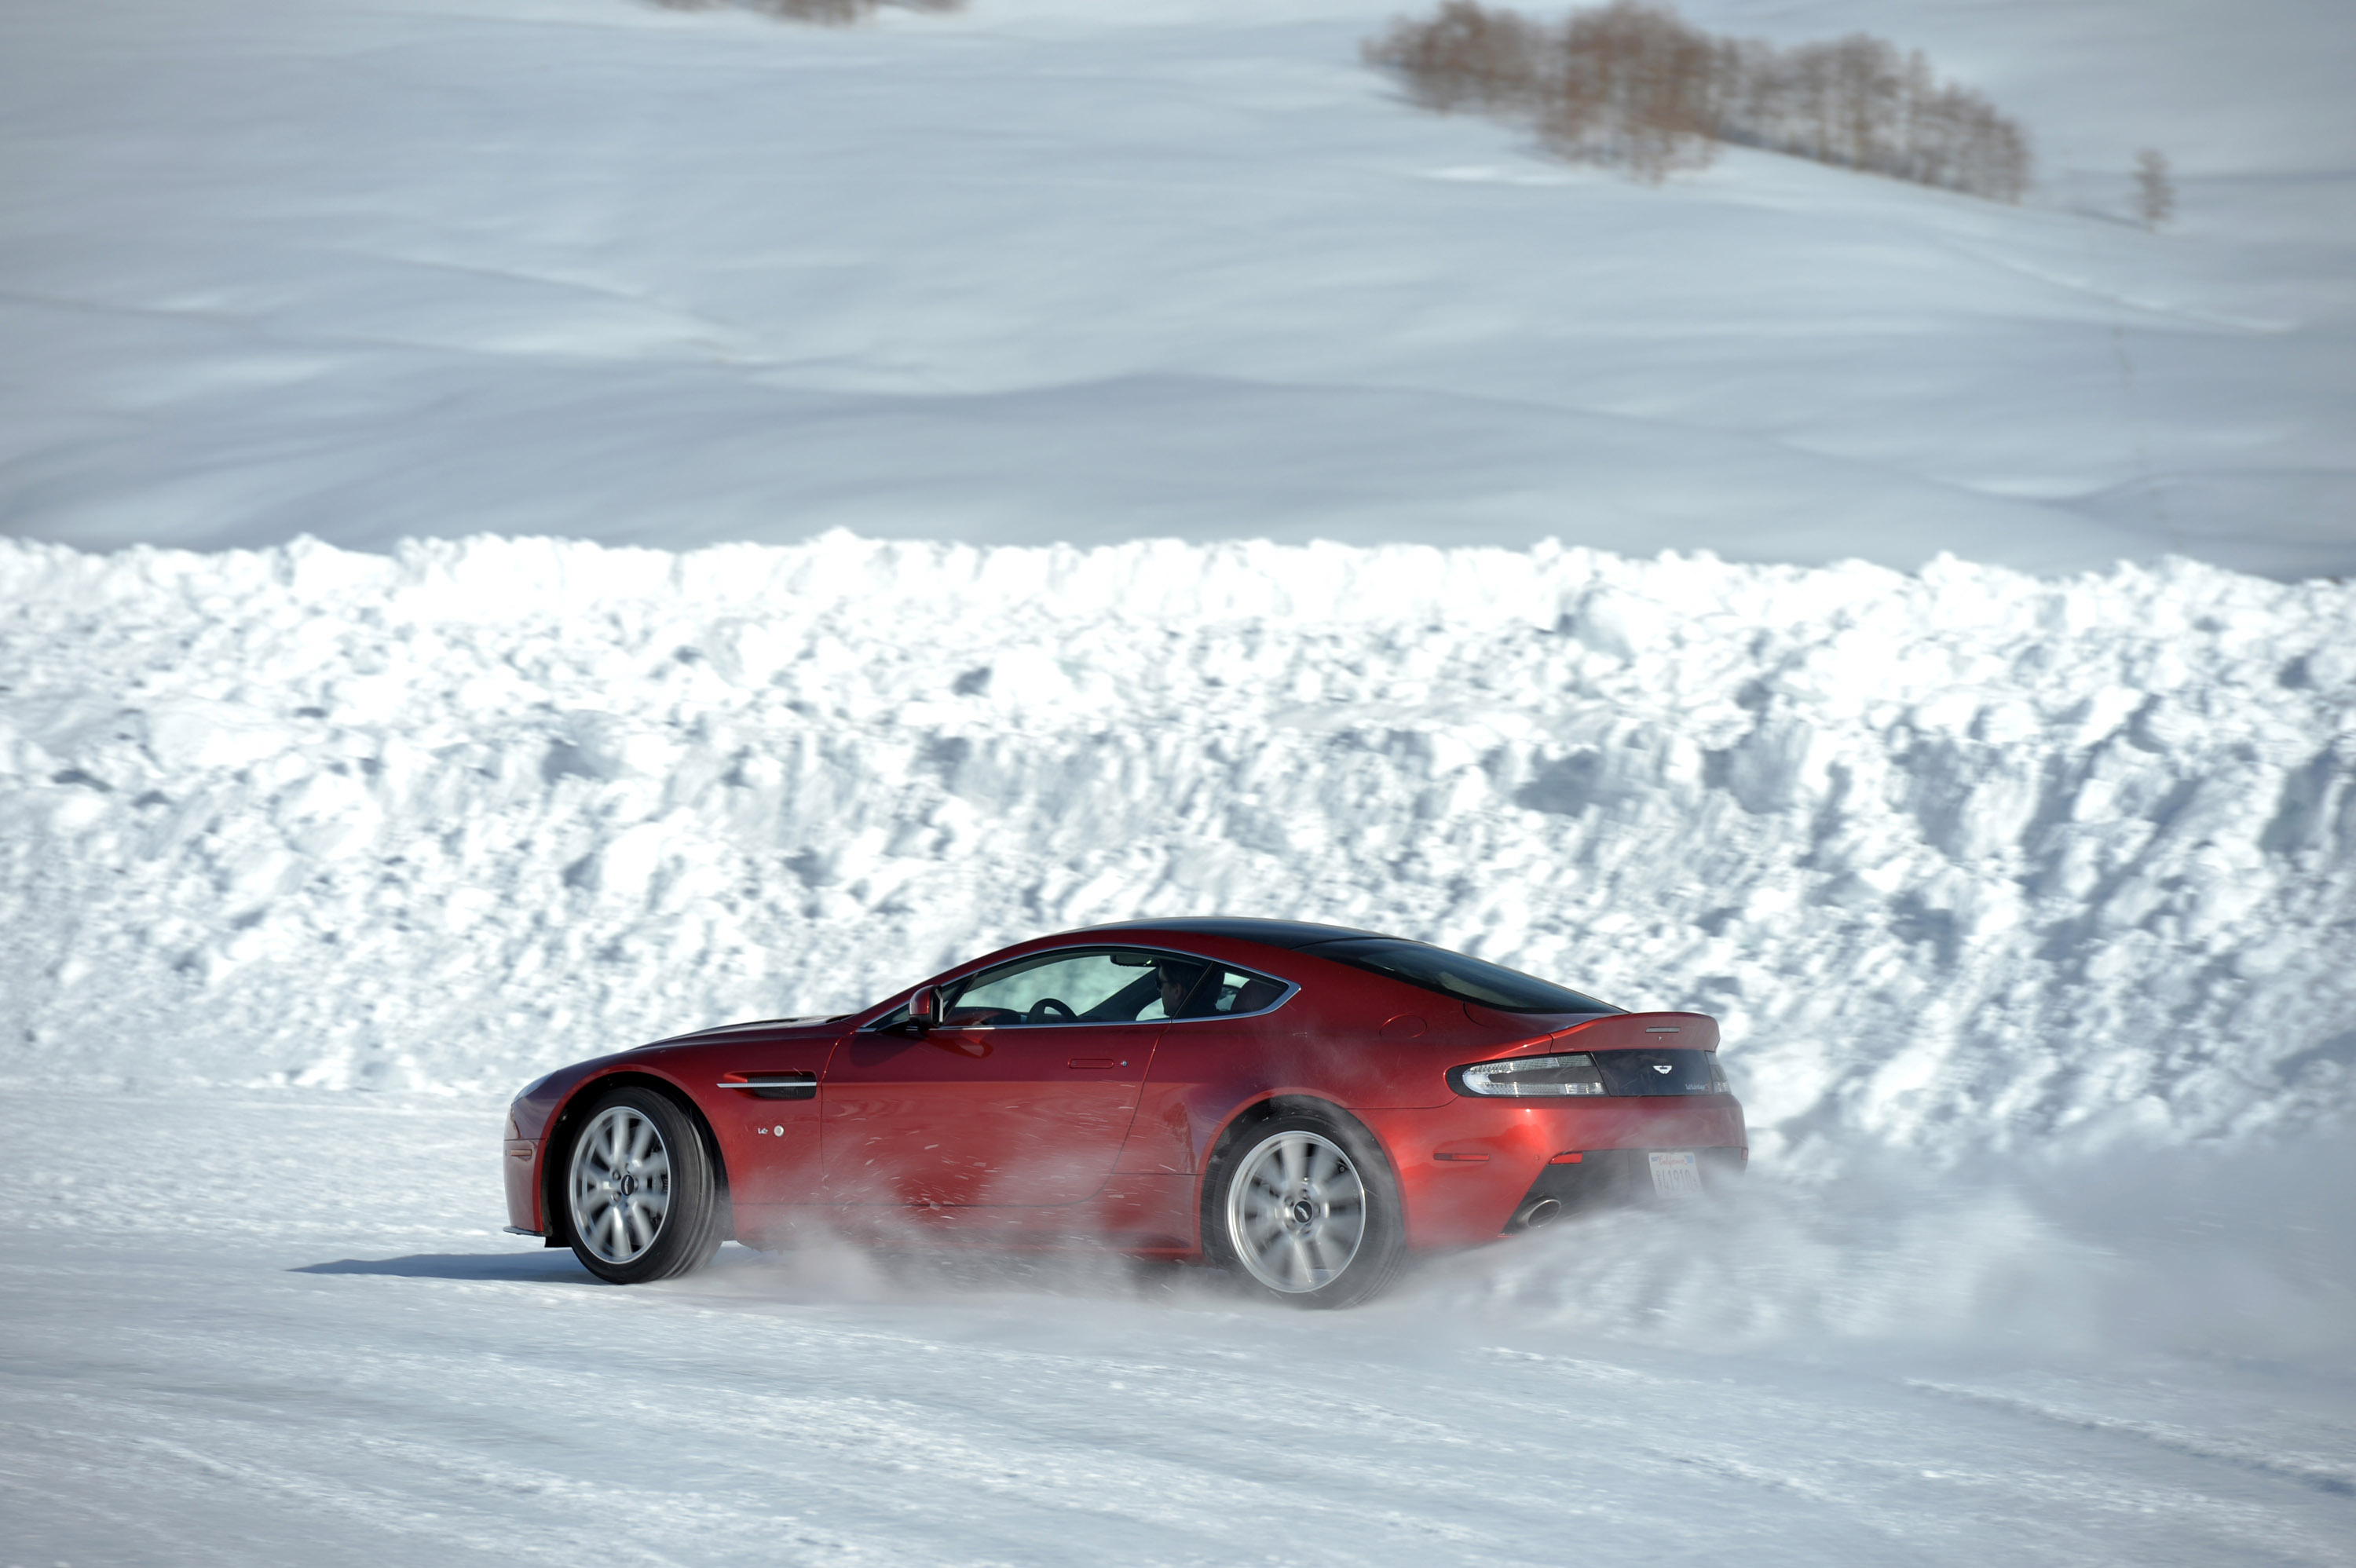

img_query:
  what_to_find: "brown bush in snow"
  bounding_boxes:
[1363,2,1555,113]
[2135,149,2175,228]
[1365,1,2032,199]
[652,0,964,22]
[1538,0,1720,181]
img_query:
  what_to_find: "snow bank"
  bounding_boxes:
[2,533,2351,1167]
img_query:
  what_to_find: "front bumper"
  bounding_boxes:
[504,1139,542,1234]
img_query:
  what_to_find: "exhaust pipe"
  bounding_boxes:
[1515,1197,1563,1231]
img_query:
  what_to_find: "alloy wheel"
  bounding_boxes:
[1225,1128,1368,1293]
[569,1104,673,1264]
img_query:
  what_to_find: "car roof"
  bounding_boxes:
[1070,916,1391,950]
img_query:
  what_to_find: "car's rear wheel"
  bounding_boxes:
[563,1087,723,1284]
[1205,1110,1404,1308]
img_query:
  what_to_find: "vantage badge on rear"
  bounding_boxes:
[1648,1150,1702,1197]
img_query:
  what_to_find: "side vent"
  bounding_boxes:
[717,1073,817,1101]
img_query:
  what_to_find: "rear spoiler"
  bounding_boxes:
[1545,1011,1720,1052]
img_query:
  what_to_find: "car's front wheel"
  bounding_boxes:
[1205,1110,1405,1308]
[563,1087,723,1284]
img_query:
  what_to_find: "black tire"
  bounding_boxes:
[1202,1108,1406,1309]
[562,1086,725,1285]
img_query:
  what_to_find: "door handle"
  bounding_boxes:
[1066,1057,1121,1069]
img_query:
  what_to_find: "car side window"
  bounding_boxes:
[886,948,1294,1028]
[1179,968,1289,1018]
[1138,962,1291,1020]
[946,949,1163,1027]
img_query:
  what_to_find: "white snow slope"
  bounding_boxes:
[5,0,2356,1561]
[2,0,2352,575]
[5,535,2354,1565]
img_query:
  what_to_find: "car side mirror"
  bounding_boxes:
[907,985,941,1033]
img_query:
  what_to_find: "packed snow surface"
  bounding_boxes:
[2,0,2352,575]
[5,1095,2354,1567]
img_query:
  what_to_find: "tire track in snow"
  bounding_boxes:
[1908,1380,2356,1497]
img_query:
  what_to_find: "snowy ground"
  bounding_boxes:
[2,0,2351,574]
[6,1091,2353,1566]
[4,0,2354,1560]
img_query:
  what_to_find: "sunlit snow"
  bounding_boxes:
[7,534,2352,1159]
[2,0,2351,573]
[2,0,2353,1563]
[5,531,2353,1564]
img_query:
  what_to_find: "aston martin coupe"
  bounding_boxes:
[502,918,1745,1306]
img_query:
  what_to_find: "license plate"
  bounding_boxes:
[1648,1150,1703,1198]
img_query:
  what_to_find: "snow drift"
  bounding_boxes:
[2,532,2350,1169]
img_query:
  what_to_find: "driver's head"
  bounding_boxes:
[1154,961,1202,1016]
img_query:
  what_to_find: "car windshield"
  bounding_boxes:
[1299,938,1619,1015]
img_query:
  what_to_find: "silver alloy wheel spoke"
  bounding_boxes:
[569,1105,674,1265]
[1226,1128,1368,1295]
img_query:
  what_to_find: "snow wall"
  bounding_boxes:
[3,533,2352,1172]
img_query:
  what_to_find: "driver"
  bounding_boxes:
[1152,959,1209,1018]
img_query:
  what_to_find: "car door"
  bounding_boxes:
[822,948,1173,1207]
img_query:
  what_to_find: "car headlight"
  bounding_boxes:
[514,1071,555,1102]
[1450,1054,1605,1098]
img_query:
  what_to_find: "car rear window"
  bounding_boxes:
[1298,938,1619,1015]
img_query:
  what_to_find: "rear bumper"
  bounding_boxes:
[1359,1095,1747,1248]
[1505,1146,1746,1230]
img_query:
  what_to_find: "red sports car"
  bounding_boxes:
[503,918,1745,1307]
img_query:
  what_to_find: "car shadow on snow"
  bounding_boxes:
[292,1251,594,1284]
[289,1245,1279,1309]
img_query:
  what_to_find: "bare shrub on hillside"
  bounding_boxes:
[1363,1,1553,112]
[652,0,964,22]
[1540,1,1720,181]
[1366,2,2031,200]
[2135,148,2175,228]
[1715,31,2029,199]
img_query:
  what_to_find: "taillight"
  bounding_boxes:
[1449,1054,1605,1098]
